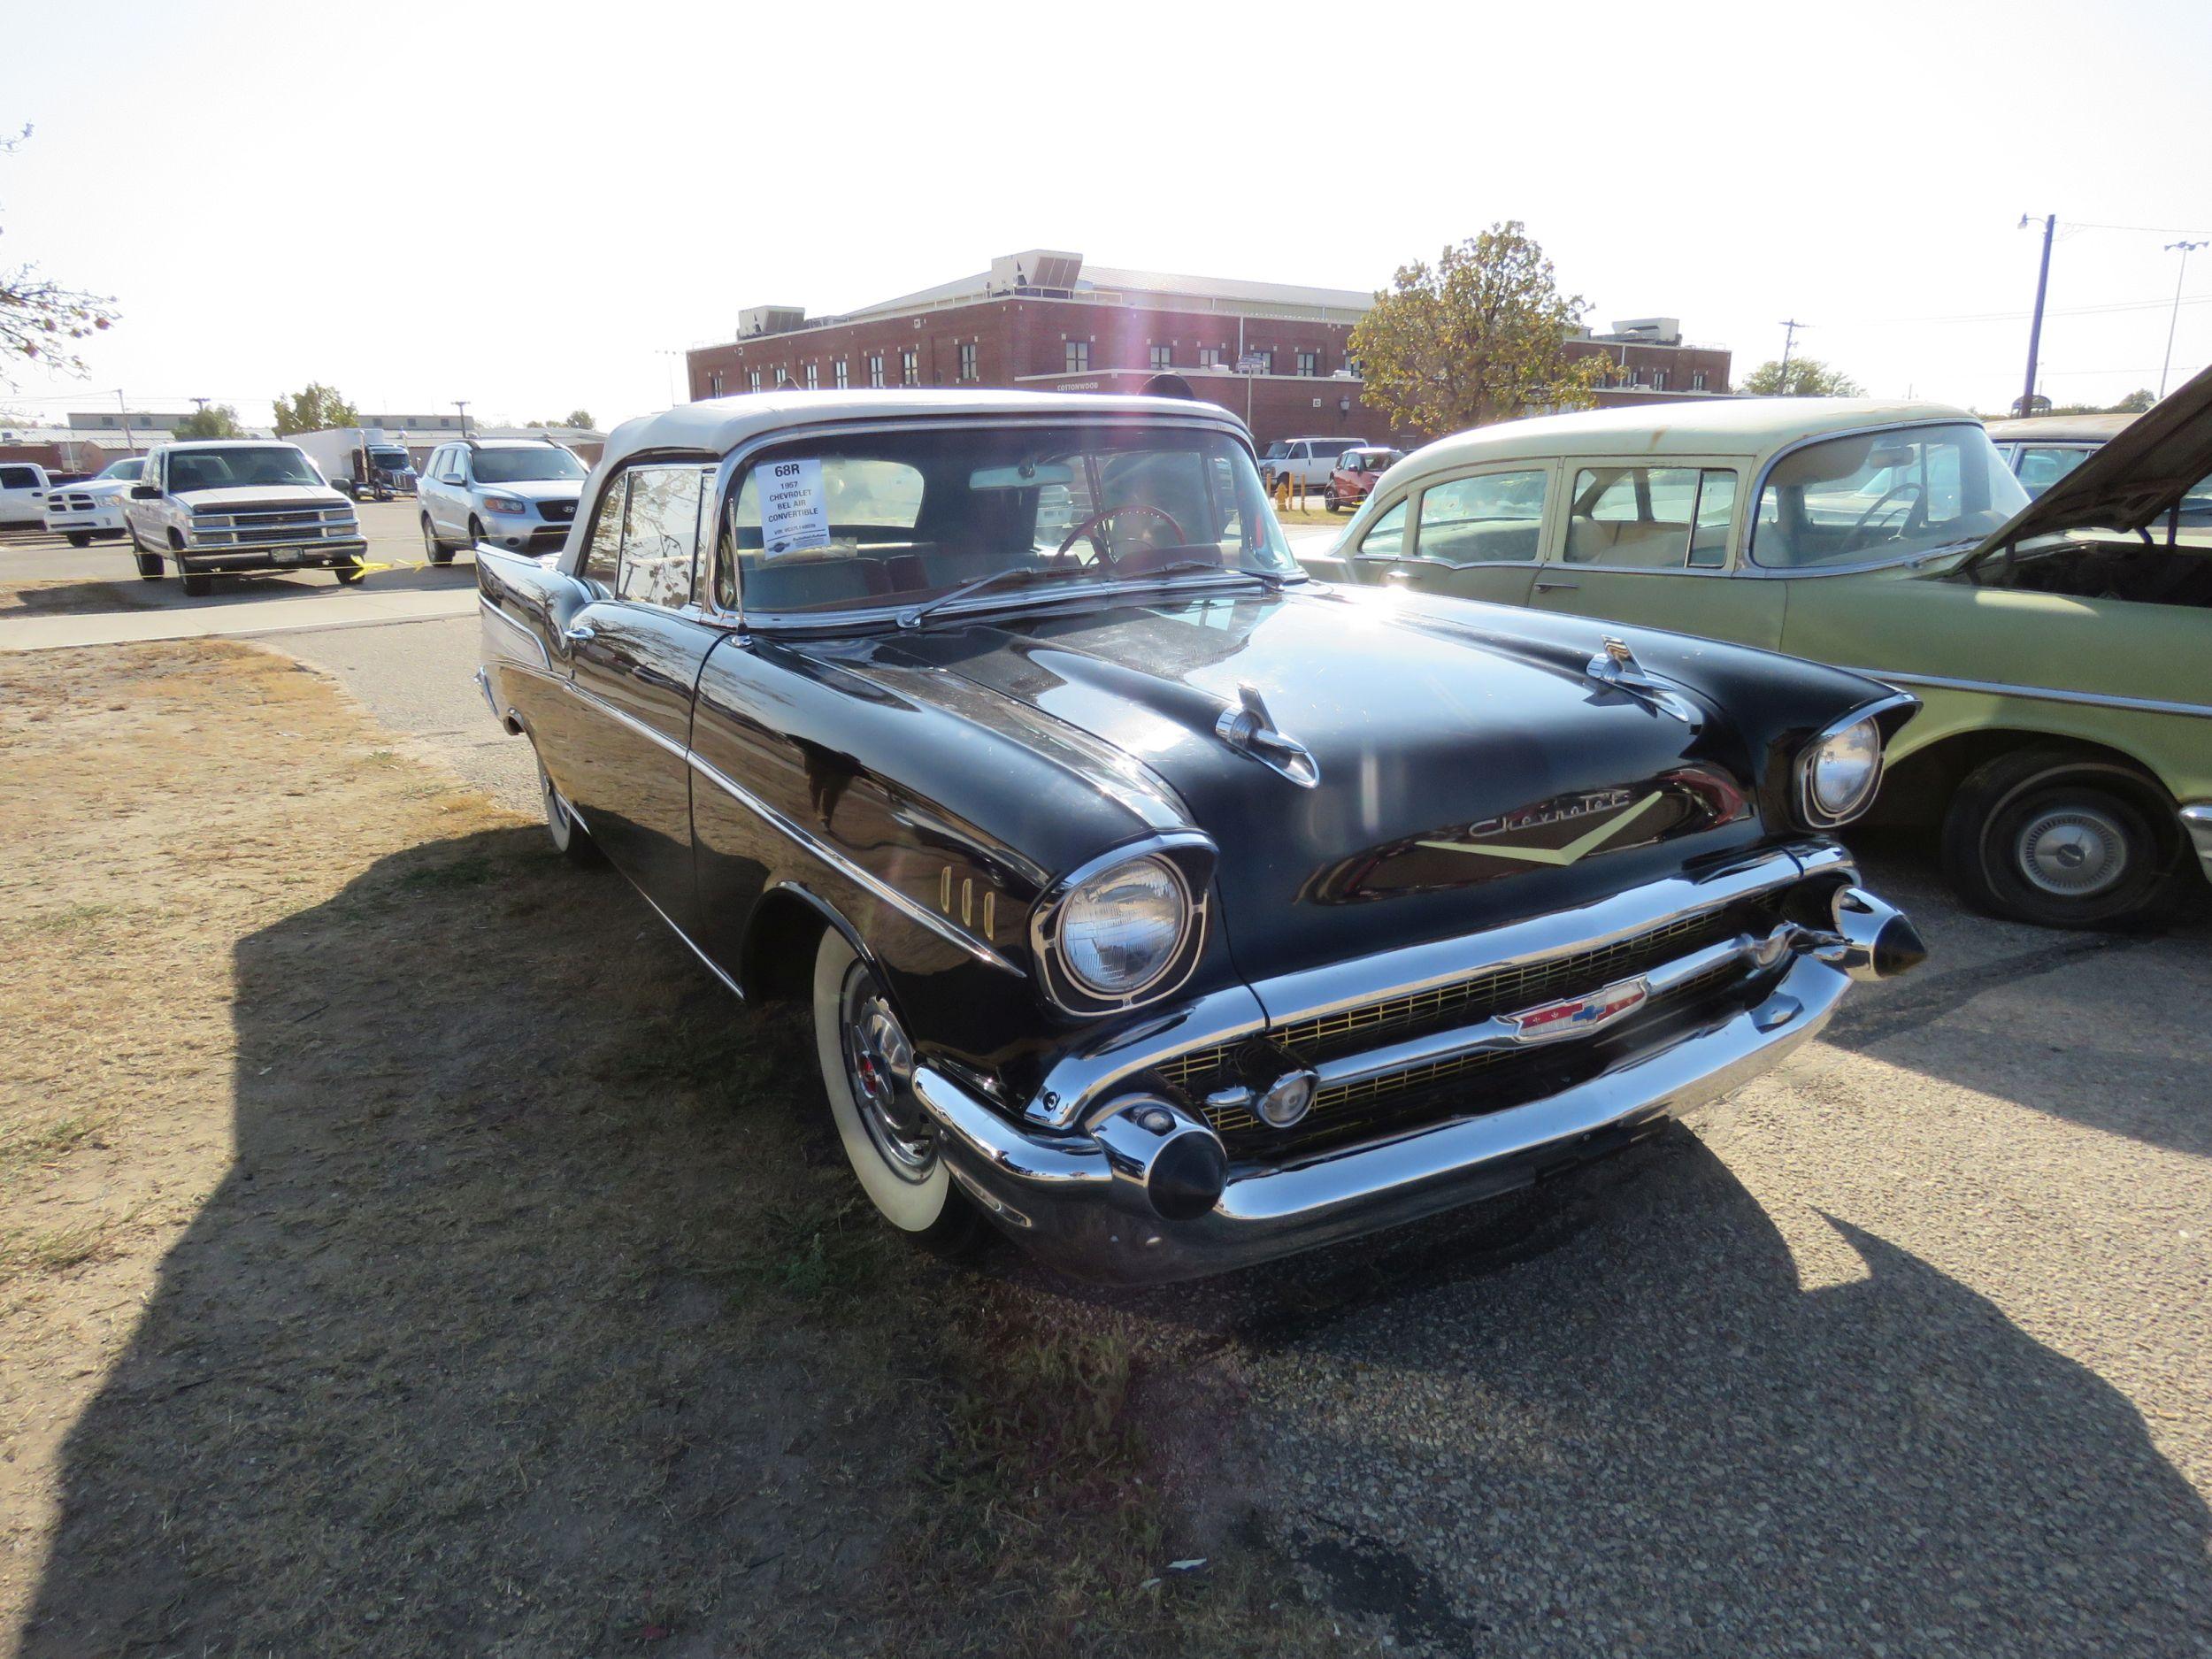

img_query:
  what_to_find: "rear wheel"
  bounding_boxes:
[539,758,603,865]
[1324,488,1340,512]
[811,930,986,1256]
[1941,750,2173,928]
[421,514,455,565]
[134,552,163,580]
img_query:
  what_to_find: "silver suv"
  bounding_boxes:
[419,436,588,562]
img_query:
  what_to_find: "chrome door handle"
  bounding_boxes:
[562,624,597,644]
[1533,579,1579,592]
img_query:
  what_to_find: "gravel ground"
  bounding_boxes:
[250,612,2212,1656]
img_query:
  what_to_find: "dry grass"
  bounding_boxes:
[0,639,1367,1659]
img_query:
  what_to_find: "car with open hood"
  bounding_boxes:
[1303,374,2212,929]
[477,388,1924,1283]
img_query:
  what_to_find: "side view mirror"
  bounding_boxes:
[130,483,159,500]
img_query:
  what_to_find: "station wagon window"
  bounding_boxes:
[717,426,1294,617]
[616,465,710,609]
[1355,497,1409,560]
[1752,423,2027,570]
[1564,466,1738,569]
[1417,470,1548,564]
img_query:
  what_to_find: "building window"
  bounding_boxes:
[1148,344,1171,370]
[902,348,919,386]
[868,353,885,388]
[1254,349,1273,373]
[1295,349,1318,377]
[1652,369,1668,391]
[1691,370,1708,392]
[1065,340,1090,373]
[1626,367,1642,387]
[709,370,723,396]
[804,363,819,390]
[959,342,979,380]
[1198,347,1221,368]
[775,366,788,388]
[749,368,762,393]
[835,358,849,389]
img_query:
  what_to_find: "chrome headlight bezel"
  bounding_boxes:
[1794,696,1912,829]
[1030,834,1213,1017]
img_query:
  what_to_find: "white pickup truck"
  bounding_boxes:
[123,440,367,596]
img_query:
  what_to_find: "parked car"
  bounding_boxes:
[419,436,587,563]
[1258,434,1371,493]
[122,440,367,596]
[41,456,144,546]
[1987,411,2212,525]
[0,460,51,530]
[1304,375,2212,928]
[1325,446,1404,512]
[477,388,1924,1283]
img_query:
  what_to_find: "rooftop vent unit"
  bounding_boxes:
[738,305,806,338]
[1605,317,1683,345]
[990,249,1084,296]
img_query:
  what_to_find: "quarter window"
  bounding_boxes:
[615,465,709,609]
[1566,465,1738,569]
[1354,496,1409,560]
[1416,469,1549,564]
[581,473,629,589]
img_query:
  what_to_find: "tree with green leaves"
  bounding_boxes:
[173,403,244,440]
[2,125,118,383]
[528,409,595,430]
[2109,388,2155,414]
[1349,222,1606,434]
[271,381,360,435]
[1741,357,1864,397]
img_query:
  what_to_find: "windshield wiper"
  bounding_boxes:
[895,565,1087,629]
[1118,558,1293,590]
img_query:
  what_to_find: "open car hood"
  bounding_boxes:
[1965,361,2212,570]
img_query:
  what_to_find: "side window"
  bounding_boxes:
[581,473,628,590]
[615,465,707,609]
[1687,471,1738,569]
[0,465,35,489]
[1354,496,1409,561]
[1566,465,1705,568]
[1416,469,1548,564]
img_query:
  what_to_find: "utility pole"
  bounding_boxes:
[1776,319,1808,393]
[115,388,135,454]
[2018,213,2055,417]
[453,400,471,438]
[2160,238,2208,399]
[189,397,210,412]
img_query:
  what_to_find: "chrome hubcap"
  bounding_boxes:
[2016,806,2128,897]
[841,973,933,1178]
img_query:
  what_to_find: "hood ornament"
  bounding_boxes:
[1586,636,1700,726]
[1214,683,1320,788]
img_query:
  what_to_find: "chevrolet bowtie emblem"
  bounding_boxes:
[1417,791,1663,865]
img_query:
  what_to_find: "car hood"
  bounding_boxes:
[174,484,349,510]
[476,477,582,503]
[856,585,1825,981]
[1966,360,2212,567]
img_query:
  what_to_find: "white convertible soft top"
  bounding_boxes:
[597,388,1249,475]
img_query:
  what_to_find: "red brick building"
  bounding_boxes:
[684,250,1732,447]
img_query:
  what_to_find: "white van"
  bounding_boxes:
[1257,435,1370,491]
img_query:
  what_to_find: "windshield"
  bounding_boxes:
[368,447,411,470]
[1262,442,1291,459]
[472,446,586,483]
[1350,449,1401,471]
[166,446,324,492]
[716,424,1298,618]
[1751,422,2028,570]
[98,458,143,481]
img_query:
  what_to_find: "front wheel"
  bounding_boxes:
[1324,488,1340,513]
[65,531,93,548]
[1941,750,2174,928]
[334,561,366,585]
[180,572,212,597]
[811,930,986,1256]
[539,758,603,865]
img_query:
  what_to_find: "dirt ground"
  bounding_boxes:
[0,642,1354,1658]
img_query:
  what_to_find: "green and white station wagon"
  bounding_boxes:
[1302,369,2212,928]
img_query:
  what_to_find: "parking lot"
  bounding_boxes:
[2,565,2207,1656]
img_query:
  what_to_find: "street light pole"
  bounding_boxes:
[2160,239,2208,399]
[2018,213,2055,417]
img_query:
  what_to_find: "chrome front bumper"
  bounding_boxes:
[914,869,1921,1285]
[180,537,367,572]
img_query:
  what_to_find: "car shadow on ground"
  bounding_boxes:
[16,828,920,1656]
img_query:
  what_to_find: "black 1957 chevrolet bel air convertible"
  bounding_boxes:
[475,389,1925,1284]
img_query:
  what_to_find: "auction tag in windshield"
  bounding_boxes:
[759,457,831,558]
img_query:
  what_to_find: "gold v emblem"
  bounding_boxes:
[1417,792,1664,866]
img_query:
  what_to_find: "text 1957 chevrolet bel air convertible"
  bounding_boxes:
[476,389,1925,1283]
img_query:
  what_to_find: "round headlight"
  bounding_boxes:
[1805,717,1883,825]
[1057,856,1189,997]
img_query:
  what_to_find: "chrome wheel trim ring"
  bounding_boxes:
[2015,805,2129,897]
[839,968,933,1181]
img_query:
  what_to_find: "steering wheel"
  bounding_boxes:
[1054,503,1187,565]
[1850,480,1925,541]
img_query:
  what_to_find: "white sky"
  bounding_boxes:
[3,0,2208,433]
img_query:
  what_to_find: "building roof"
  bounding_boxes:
[601,388,1248,473]
[1983,412,2137,443]
[848,262,1373,324]
[1391,397,1975,477]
